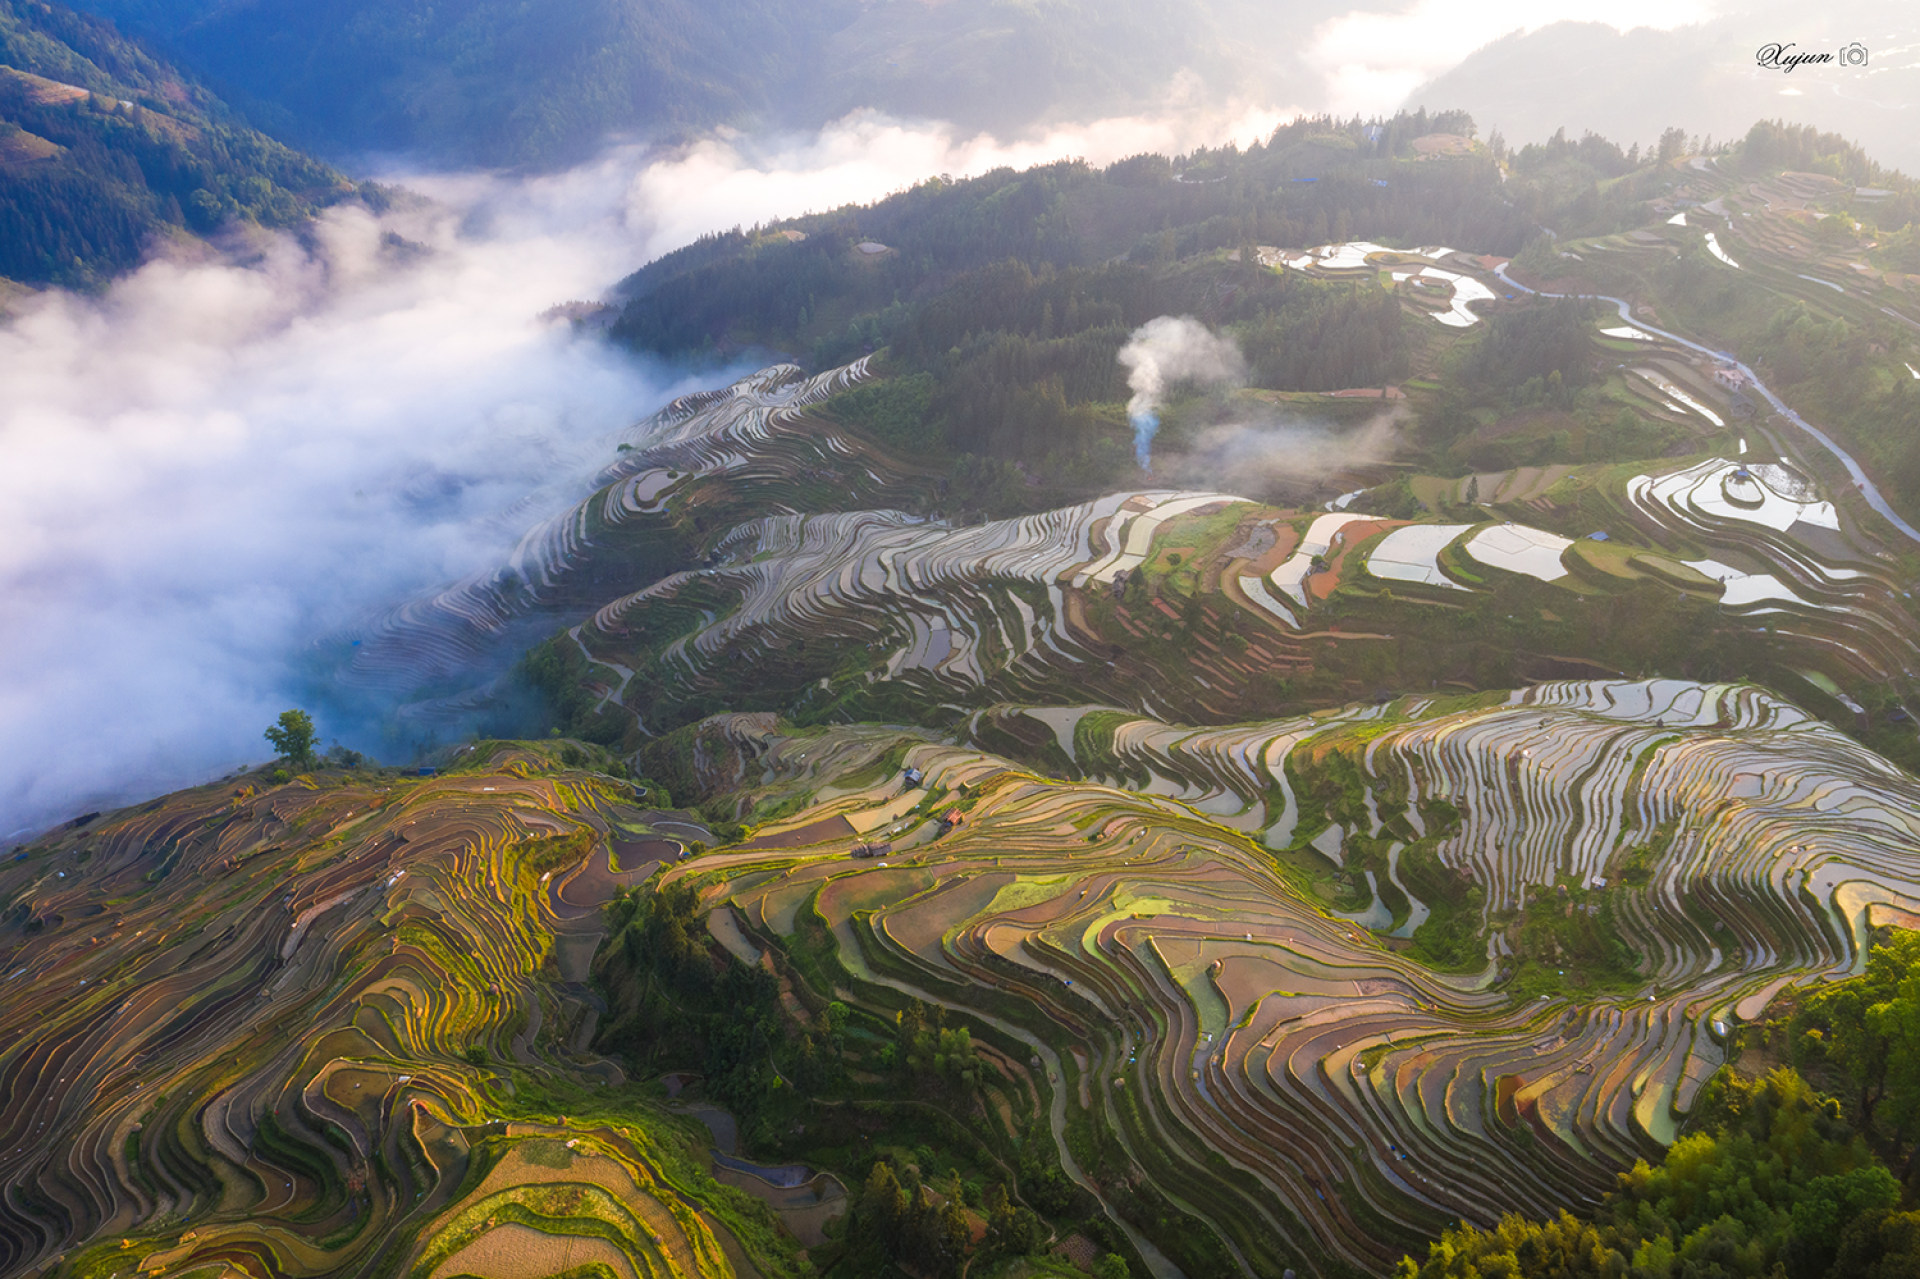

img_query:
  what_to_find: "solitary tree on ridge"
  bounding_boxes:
[265,709,317,769]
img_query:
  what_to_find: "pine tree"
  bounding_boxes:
[939,1195,971,1267]
[906,1183,939,1267]
[861,1161,909,1249]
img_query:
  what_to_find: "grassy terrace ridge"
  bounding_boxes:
[0,741,798,1279]
[585,680,1920,1276]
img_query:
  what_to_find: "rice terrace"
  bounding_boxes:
[16,99,1920,1279]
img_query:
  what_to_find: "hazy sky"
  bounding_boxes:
[1313,0,1717,118]
[1398,0,1920,171]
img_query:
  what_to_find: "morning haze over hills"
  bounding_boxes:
[11,3,1920,1279]
[1406,0,1920,178]
[47,0,1328,165]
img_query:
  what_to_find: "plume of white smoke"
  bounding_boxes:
[1153,409,1404,493]
[1116,316,1247,469]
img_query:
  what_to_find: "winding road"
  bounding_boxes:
[569,623,654,735]
[1493,264,1920,548]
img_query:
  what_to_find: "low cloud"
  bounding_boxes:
[0,98,1330,837]
[615,97,1300,256]
[0,177,710,836]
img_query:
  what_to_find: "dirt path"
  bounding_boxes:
[570,625,641,720]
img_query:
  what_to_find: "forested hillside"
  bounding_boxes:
[0,0,356,286]
[1404,933,1920,1278]
[606,114,1920,521]
[606,112,1532,497]
[63,0,1329,167]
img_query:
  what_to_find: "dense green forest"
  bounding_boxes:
[611,112,1504,492]
[606,112,1606,496]
[614,108,1504,352]
[607,113,1920,517]
[1402,932,1920,1278]
[0,0,357,286]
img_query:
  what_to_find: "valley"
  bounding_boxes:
[11,80,1920,1279]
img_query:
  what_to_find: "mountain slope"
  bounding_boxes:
[0,0,355,286]
[292,116,1920,771]
[585,681,1920,1274]
[97,0,833,167]
[65,0,1344,168]
[17,106,1920,1279]
[0,741,792,1278]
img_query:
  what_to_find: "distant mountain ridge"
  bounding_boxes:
[60,0,1351,168]
[1406,0,1920,176]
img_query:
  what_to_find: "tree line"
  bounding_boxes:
[1402,931,1920,1277]
[611,108,1757,495]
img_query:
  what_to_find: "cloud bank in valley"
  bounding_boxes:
[0,190,703,836]
[612,96,1299,255]
[10,25,1723,833]
[0,98,1325,837]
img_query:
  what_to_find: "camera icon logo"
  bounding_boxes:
[1840,41,1869,66]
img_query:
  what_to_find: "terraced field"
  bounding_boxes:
[335,358,898,724]
[0,746,789,1279]
[545,406,1918,741]
[1259,243,1500,327]
[655,678,1920,1275]
[334,166,1920,749]
[52,141,1920,1279]
[577,489,1291,721]
[375,283,1892,743]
